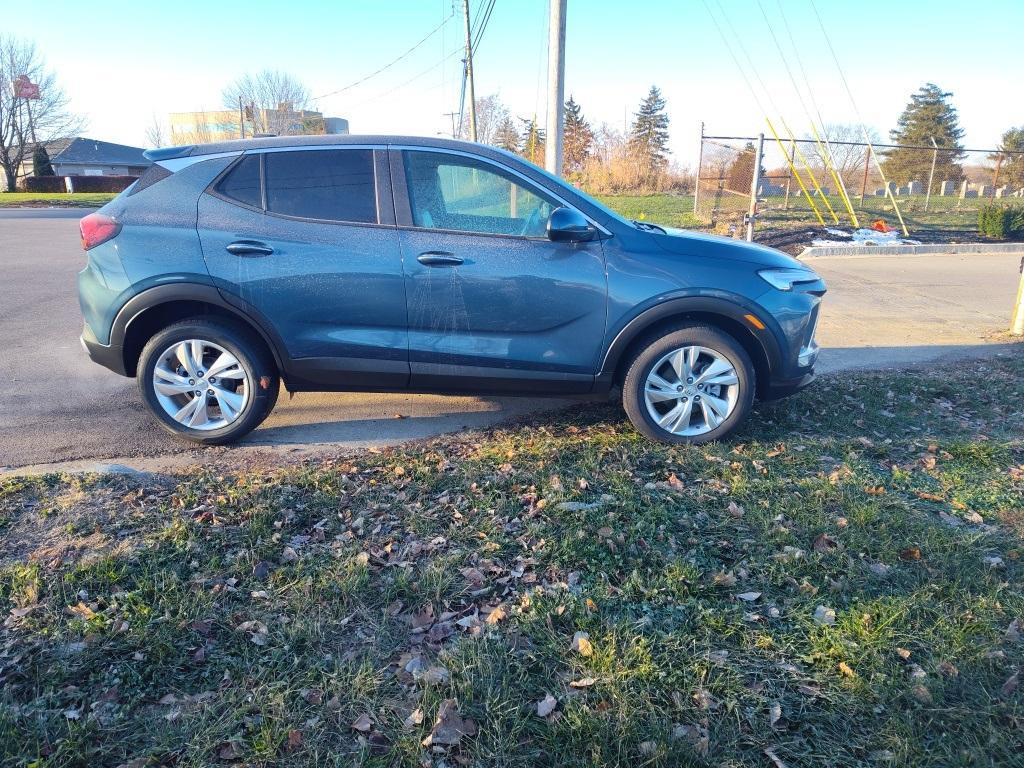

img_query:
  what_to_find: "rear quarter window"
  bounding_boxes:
[264,149,377,223]
[215,154,262,208]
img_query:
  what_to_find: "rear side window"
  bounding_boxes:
[216,154,261,208]
[265,149,377,223]
[127,164,172,196]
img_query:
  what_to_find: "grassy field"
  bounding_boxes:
[0,192,118,208]
[595,194,701,229]
[2,357,1022,767]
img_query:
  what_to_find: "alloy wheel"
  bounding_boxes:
[151,339,251,431]
[643,345,740,436]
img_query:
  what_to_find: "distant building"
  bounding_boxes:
[168,103,349,145]
[7,137,150,188]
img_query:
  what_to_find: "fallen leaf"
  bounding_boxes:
[280,546,299,563]
[727,501,745,518]
[404,707,424,730]
[1006,618,1022,644]
[736,591,762,602]
[351,713,373,732]
[769,701,782,728]
[287,729,303,749]
[571,631,594,657]
[639,741,658,756]
[569,677,596,688]
[421,699,477,747]
[838,661,856,678]
[66,602,96,620]
[764,747,789,768]
[1001,672,1019,698]
[485,605,507,625]
[899,547,922,561]
[813,605,836,626]
[812,533,837,553]
[536,693,557,717]
[910,684,932,704]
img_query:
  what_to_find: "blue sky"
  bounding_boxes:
[12,0,1023,164]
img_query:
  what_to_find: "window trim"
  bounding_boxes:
[390,145,610,240]
[205,145,394,229]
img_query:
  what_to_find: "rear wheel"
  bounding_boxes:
[137,319,279,445]
[622,325,755,444]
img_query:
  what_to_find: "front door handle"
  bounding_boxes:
[417,251,463,267]
[226,240,274,257]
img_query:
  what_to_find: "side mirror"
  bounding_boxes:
[546,206,594,242]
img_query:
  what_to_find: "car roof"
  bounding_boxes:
[184,134,489,156]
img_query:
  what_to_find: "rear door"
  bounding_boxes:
[393,148,607,393]
[198,146,408,388]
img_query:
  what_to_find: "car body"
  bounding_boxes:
[78,134,825,444]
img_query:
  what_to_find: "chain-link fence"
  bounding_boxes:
[694,132,1024,243]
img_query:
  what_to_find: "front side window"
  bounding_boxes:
[264,149,377,223]
[404,151,557,237]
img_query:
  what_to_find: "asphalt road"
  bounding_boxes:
[1,208,1019,470]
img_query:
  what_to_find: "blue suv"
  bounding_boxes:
[78,135,825,445]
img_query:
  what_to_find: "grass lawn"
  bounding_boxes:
[2,361,1023,767]
[0,192,117,208]
[596,194,701,229]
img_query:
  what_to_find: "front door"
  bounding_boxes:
[395,149,607,393]
[198,147,408,388]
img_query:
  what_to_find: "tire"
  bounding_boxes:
[622,324,755,445]
[137,318,279,445]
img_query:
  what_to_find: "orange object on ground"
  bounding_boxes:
[871,219,893,233]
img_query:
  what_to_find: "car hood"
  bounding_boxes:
[650,227,805,270]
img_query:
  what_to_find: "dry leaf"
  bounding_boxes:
[813,605,836,625]
[899,547,922,561]
[280,546,299,563]
[571,631,594,657]
[769,701,782,728]
[1001,672,1019,698]
[569,677,597,688]
[536,693,557,717]
[421,699,477,747]
[838,661,856,678]
[351,713,373,732]
[404,707,424,730]
[736,591,762,602]
[485,605,507,625]
[764,747,789,768]
[727,501,745,518]
[812,533,837,553]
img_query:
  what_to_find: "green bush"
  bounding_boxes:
[978,203,1024,239]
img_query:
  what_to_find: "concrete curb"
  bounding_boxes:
[799,242,1024,259]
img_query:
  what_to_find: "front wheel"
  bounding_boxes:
[622,325,755,444]
[137,318,279,445]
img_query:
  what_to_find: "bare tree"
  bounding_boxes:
[0,36,83,191]
[222,70,311,136]
[806,123,881,185]
[144,113,165,148]
[169,111,214,145]
[459,94,509,146]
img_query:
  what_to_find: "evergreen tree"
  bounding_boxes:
[518,116,545,166]
[494,115,520,153]
[726,142,757,193]
[563,95,593,175]
[992,127,1024,187]
[32,144,54,176]
[628,85,670,173]
[882,83,965,187]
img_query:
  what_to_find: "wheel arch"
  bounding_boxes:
[601,296,782,399]
[114,284,287,378]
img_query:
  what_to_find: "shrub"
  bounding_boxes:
[22,174,137,194]
[22,176,64,192]
[978,203,1024,239]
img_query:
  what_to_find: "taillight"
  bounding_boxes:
[80,212,121,250]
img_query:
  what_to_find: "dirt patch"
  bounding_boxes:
[0,474,176,569]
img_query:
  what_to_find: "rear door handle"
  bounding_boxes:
[417,251,463,267]
[226,240,274,257]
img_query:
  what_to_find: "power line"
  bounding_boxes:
[472,0,497,49]
[312,14,455,101]
[347,47,463,109]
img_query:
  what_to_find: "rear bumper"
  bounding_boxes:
[81,325,128,376]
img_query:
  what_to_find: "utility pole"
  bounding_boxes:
[238,97,246,139]
[745,133,764,242]
[461,0,478,142]
[544,0,567,175]
[924,137,938,211]
[693,122,704,216]
[443,112,460,139]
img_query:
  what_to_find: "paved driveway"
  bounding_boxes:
[0,208,1019,470]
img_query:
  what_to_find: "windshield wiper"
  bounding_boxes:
[631,219,666,234]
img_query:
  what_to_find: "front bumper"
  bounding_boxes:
[762,369,815,400]
[81,324,128,376]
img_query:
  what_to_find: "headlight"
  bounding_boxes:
[758,268,821,291]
